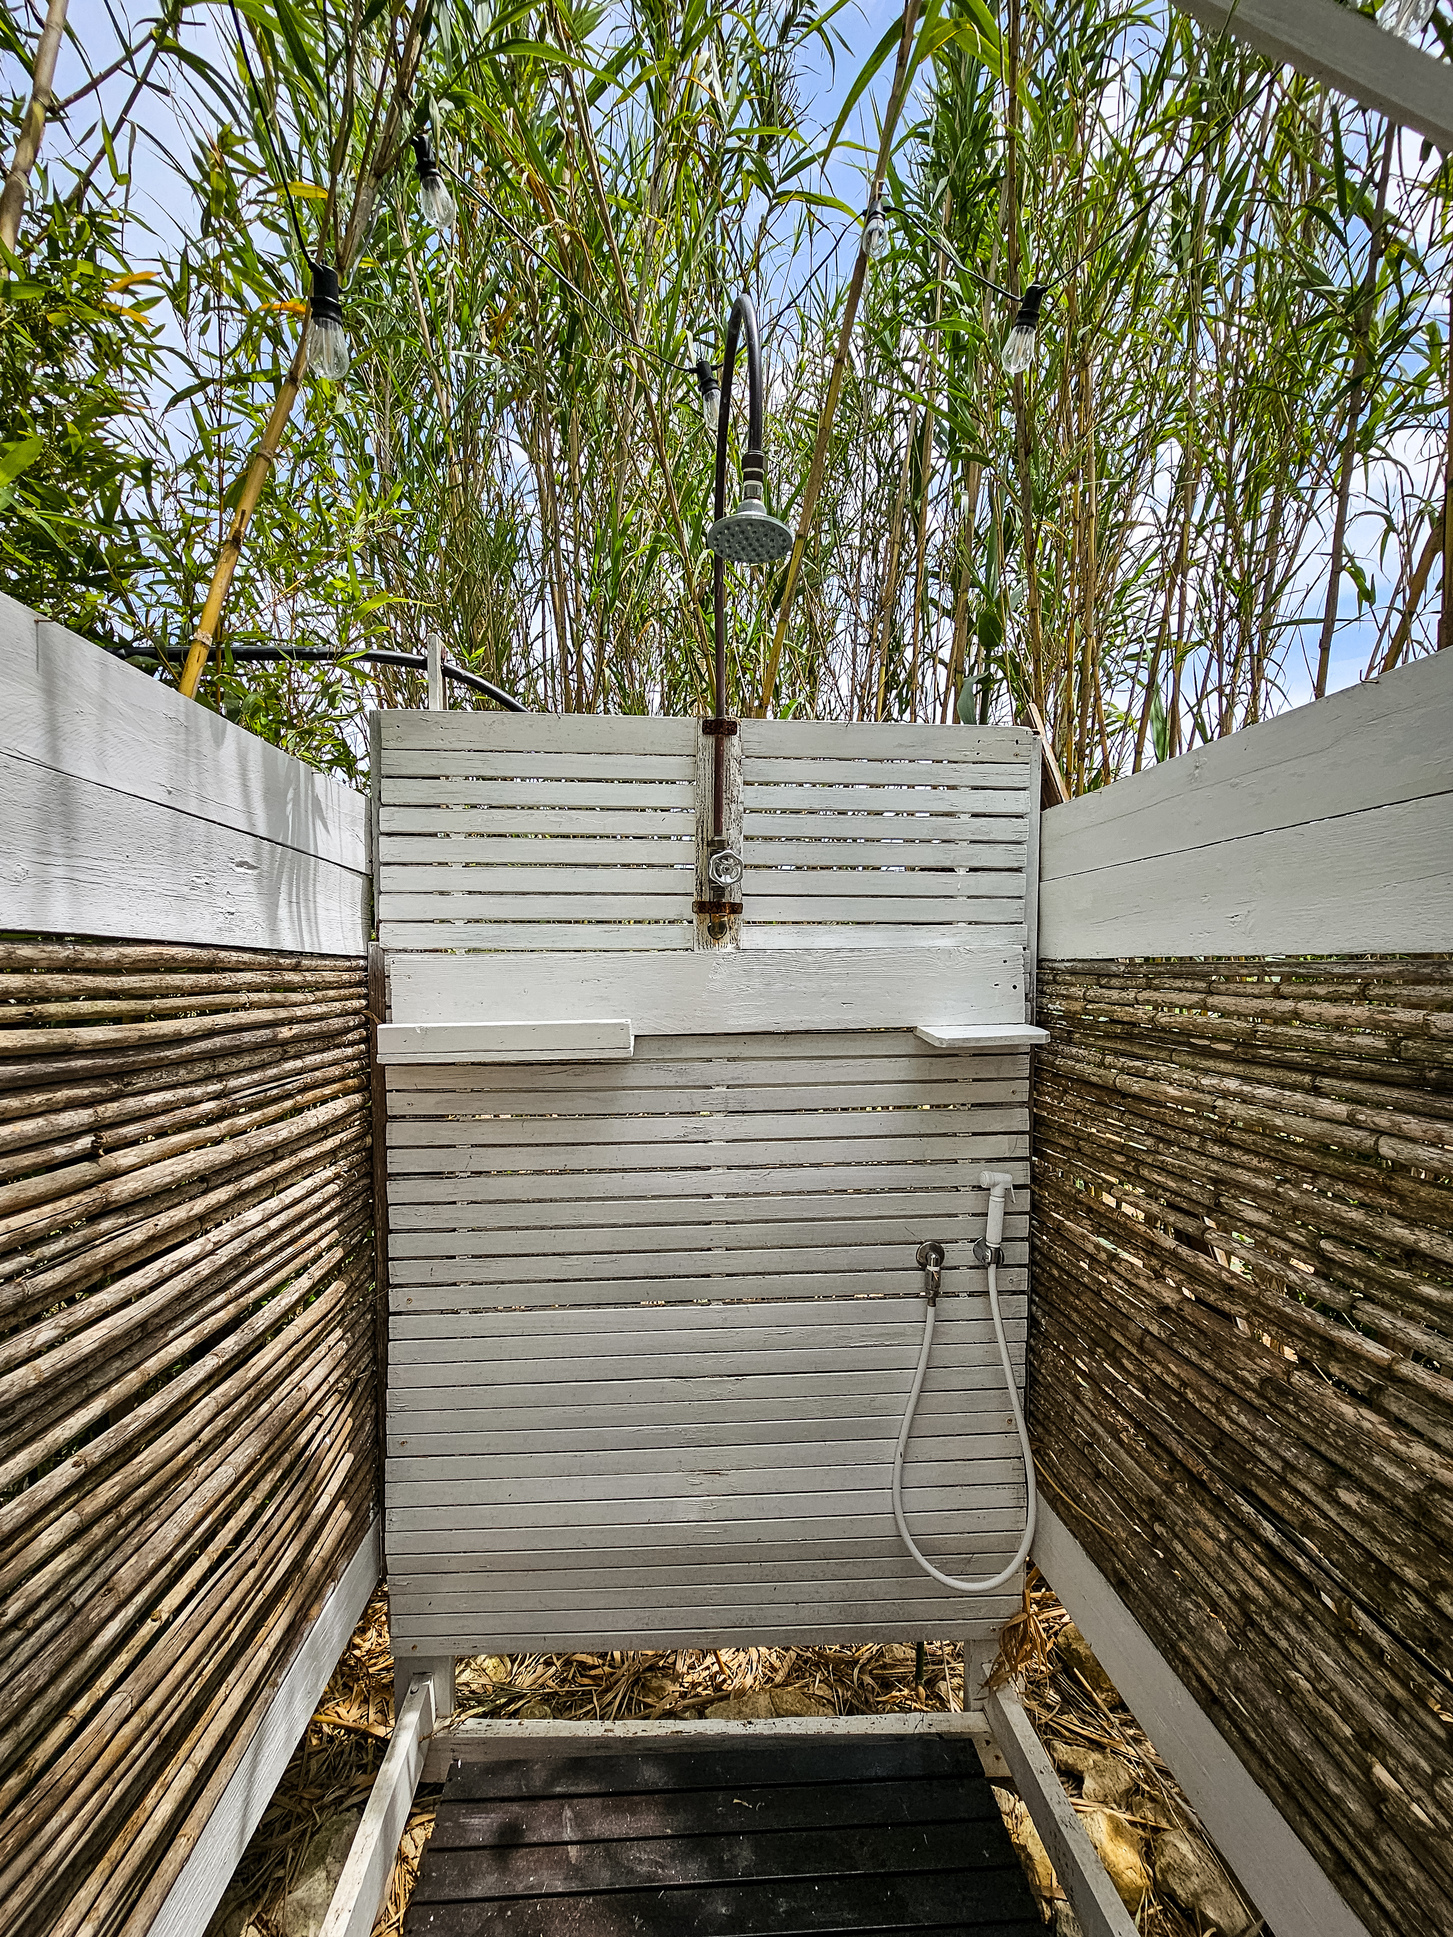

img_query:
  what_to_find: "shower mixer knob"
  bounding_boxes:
[915,1239,946,1302]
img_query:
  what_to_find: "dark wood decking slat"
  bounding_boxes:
[427,1775,999,1850]
[407,1870,1041,1935]
[406,1734,1040,1937]
[414,1818,1015,1901]
[442,1735,984,1802]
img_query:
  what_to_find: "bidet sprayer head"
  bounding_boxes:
[979,1171,1017,1250]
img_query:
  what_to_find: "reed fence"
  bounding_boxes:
[1029,954,1453,1937]
[0,938,375,1937]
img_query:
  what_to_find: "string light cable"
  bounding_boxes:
[224,0,347,377]
[887,69,1278,371]
[439,158,695,381]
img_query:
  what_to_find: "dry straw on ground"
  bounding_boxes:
[208,1576,1262,1935]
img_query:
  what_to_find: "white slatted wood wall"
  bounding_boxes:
[377,713,1037,1654]
[2,591,368,953]
[374,713,698,950]
[388,1300,1025,1652]
[739,720,1036,947]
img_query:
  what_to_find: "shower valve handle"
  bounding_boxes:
[915,1239,946,1304]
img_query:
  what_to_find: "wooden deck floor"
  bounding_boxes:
[403,1733,1042,1934]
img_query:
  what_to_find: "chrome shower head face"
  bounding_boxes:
[708,496,794,564]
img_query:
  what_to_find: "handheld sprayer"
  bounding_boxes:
[891,1172,1038,1593]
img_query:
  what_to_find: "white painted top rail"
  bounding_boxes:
[1,592,369,954]
[1038,650,1453,959]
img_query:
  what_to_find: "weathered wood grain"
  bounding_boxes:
[1030,954,1453,1937]
[0,940,376,1937]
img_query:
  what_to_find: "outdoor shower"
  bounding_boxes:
[701,294,792,919]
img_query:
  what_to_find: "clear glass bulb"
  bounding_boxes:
[864,207,887,258]
[308,316,351,380]
[419,172,456,234]
[1001,320,1036,376]
[700,379,720,425]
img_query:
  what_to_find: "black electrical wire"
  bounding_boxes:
[225,0,310,261]
[100,644,529,711]
[764,221,853,344]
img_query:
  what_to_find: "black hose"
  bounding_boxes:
[98,643,529,711]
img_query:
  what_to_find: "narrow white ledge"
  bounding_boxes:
[376,1020,634,1065]
[915,1023,1049,1050]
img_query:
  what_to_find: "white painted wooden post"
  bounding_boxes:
[320,1674,437,1937]
[426,633,444,711]
[984,1677,1140,1937]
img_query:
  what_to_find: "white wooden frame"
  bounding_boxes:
[387,945,1029,1035]
[1174,0,1453,152]
[982,1677,1139,1937]
[1034,1504,1375,1937]
[147,1521,381,1937]
[319,1674,436,1937]
[1,592,369,954]
[1038,648,1453,958]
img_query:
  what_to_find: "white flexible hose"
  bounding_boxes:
[890,1254,1037,1593]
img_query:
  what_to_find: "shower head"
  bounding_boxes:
[708,491,794,565]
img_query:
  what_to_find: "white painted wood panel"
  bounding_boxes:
[1,749,369,955]
[376,711,698,951]
[386,1298,1026,1651]
[376,1019,633,1064]
[739,718,1035,949]
[383,1030,1026,1313]
[1,593,369,953]
[388,947,1027,1032]
[1039,649,1453,958]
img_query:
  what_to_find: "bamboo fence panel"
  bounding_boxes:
[0,939,375,1937]
[1029,954,1453,1937]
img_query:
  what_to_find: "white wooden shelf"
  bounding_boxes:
[376,1020,634,1065]
[914,1023,1049,1050]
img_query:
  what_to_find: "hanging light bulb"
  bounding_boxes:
[863,196,888,259]
[411,132,456,235]
[1002,283,1046,376]
[306,261,350,380]
[694,333,720,426]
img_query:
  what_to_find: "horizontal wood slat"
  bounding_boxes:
[1,598,368,954]
[0,939,376,1937]
[377,714,698,951]
[1030,954,1453,1937]
[378,715,1035,955]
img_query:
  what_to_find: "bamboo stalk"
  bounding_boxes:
[0,1042,364,1171]
[755,0,923,716]
[0,1012,365,1095]
[0,1146,364,1382]
[1,1238,368,1629]
[0,1181,366,1458]
[0,1090,364,1256]
[0,1206,368,1509]
[0,1266,367,1774]
[0,1394,370,1914]
[0,0,68,252]
[0,942,364,973]
[0,994,363,1061]
[0,1028,366,1129]
[102,1471,375,1937]
[0,1074,364,1224]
